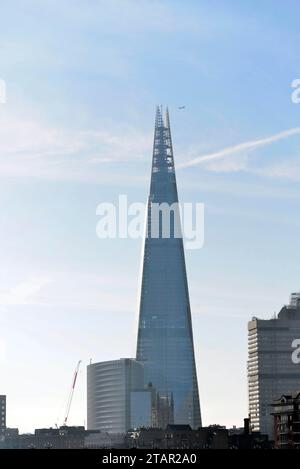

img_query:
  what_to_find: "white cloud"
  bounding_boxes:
[0,271,137,314]
[179,127,300,169]
[2,109,300,185]
[35,272,136,313]
[201,153,249,173]
[43,0,205,35]
[254,158,300,182]
[0,112,151,181]
[0,277,51,308]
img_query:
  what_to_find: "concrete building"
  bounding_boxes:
[271,392,300,449]
[0,395,6,440]
[87,358,144,433]
[248,293,300,438]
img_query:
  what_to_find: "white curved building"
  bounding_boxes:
[87,359,144,433]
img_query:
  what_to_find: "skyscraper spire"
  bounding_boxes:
[151,105,175,178]
[136,106,201,428]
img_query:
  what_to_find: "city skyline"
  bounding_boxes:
[1,0,300,433]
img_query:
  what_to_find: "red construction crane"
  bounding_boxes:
[63,360,81,427]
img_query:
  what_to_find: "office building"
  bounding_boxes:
[88,108,201,432]
[248,293,300,438]
[0,395,6,440]
[136,106,201,428]
[87,358,144,433]
[130,389,153,429]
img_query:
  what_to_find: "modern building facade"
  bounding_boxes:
[87,358,144,433]
[136,107,201,428]
[130,389,152,429]
[272,392,300,449]
[87,358,174,432]
[248,293,300,438]
[130,383,174,430]
[0,395,6,440]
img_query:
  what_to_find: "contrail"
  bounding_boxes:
[179,127,300,169]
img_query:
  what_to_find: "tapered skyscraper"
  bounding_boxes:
[136,106,201,428]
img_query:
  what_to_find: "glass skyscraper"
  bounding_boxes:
[136,106,201,429]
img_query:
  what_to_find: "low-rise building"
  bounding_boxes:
[84,431,125,449]
[3,426,99,449]
[272,392,300,449]
[126,424,229,449]
[229,418,271,449]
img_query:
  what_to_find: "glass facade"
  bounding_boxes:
[136,107,201,429]
[130,390,152,429]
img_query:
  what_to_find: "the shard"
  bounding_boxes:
[136,106,201,428]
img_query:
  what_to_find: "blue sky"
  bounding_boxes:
[1,0,300,432]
